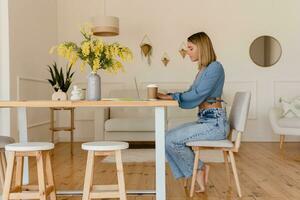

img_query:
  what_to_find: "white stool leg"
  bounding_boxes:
[36,151,47,200]
[1,151,7,172]
[82,151,95,200]
[115,150,126,200]
[0,151,6,187]
[15,156,24,199]
[45,151,56,200]
[2,151,16,200]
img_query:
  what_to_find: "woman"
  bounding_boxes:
[157,32,230,192]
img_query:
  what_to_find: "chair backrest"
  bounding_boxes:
[229,92,251,132]
[228,92,251,152]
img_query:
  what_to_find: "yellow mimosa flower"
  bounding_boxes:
[92,58,100,72]
[57,44,67,57]
[81,41,90,57]
[69,51,78,67]
[91,40,103,56]
[51,23,133,74]
[80,23,93,37]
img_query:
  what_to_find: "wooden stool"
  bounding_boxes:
[81,141,129,200]
[3,142,56,200]
[50,107,75,154]
[0,136,15,187]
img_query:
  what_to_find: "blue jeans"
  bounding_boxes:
[165,108,230,179]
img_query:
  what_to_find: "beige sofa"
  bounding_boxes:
[269,106,300,149]
[101,89,199,141]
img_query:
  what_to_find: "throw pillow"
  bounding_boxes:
[279,97,300,118]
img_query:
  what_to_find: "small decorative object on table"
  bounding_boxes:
[147,84,158,100]
[70,85,86,101]
[47,62,75,100]
[50,23,133,101]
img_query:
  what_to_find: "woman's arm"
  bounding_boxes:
[157,92,173,100]
[171,63,224,109]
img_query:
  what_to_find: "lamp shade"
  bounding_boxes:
[92,16,119,36]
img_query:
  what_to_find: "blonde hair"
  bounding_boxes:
[187,32,216,69]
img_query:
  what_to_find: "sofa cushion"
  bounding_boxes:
[109,89,155,118]
[167,107,198,118]
[167,117,197,130]
[278,117,300,128]
[105,118,155,132]
[110,107,155,118]
[104,131,155,141]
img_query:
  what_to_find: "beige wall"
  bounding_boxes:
[8,0,58,141]
[6,0,300,142]
[0,0,10,136]
[57,0,300,142]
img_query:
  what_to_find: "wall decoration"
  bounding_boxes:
[140,34,152,65]
[161,52,170,66]
[249,35,282,67]
[179,42,187,58]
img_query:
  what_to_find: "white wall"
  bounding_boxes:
[0,0,10,136]
[8,0,58,141]
[56,0,300,142]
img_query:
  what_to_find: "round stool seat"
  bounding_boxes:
[0,136,15,149]
[82,141,129,151]
[5,142,54,152]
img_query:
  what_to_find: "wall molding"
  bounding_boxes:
[17,76,51,129]
[17,76,49,100]
[28,120,50,129]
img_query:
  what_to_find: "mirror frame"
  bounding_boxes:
[249,35,282,67]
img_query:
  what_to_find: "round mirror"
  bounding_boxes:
[249,36,282,67]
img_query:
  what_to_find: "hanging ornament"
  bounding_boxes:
[161,52,170,66]
[140,34,153,65]
[179,42,187,58]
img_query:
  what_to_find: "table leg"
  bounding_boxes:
[155,107,166,200]
[17,107,29,184]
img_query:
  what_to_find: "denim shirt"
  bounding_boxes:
[170,61,225,109]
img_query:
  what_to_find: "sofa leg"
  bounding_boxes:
[280,135,285,149]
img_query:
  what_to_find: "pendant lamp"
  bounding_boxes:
[92,0,119,36]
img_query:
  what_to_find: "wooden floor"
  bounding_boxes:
[25,142,299,200]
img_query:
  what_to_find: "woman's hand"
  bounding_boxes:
[157,92,173,100]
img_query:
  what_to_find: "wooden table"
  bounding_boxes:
[0,100,178,200]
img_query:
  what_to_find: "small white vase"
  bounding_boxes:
[52,89,67,101]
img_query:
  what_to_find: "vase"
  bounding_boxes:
[87,71,101,100]
[52,89,67,101]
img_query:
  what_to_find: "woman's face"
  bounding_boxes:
[186,41,199,62]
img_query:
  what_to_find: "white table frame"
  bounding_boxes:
[0,101,174,200]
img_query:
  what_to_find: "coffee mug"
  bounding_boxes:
[147,84,158,100]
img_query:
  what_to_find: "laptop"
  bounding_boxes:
[134,77,142,100]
